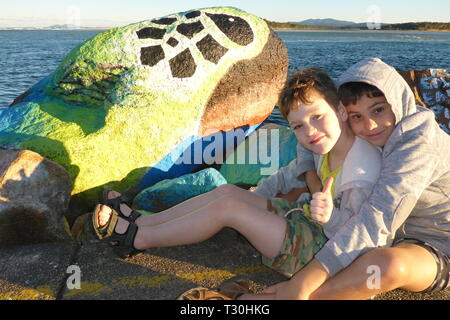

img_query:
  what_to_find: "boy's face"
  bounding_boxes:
[287,92,341,155]
[345,94,395,147]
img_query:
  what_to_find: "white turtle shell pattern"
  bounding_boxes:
[49,7,271,108]
[123,7,271,103]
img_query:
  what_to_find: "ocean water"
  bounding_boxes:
[1,29,450,108]
[279,30,450,78]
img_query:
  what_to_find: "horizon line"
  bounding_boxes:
[1,20,449,29]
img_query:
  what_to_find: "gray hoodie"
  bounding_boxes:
[315,57,450,276]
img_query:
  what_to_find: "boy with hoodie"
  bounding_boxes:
[260,58,449,299]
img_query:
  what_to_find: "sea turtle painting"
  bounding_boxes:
[0,7,289,208]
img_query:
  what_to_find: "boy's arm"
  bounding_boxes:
[305,170,322,194]
[274,167,322,202]
[314,122,441,277]
[275,187,309,202]
[254,143,315,198]
[253,158,307,198]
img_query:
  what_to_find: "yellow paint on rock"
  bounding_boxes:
[64,281,113,298]
[0,288,54,300]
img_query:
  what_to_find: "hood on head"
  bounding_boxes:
[337,57,417,125]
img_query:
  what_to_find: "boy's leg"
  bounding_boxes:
[309,243,438,300]
[107,194,287,259]
[134,184,268,226]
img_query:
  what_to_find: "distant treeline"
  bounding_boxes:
[264,20,351,30]
[266,20,450,31]
[381,22,450,31]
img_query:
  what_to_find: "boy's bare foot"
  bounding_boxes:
[97,205,113,227]
[97,204,130,235]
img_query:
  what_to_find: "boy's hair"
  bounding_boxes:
[338,82,385,107]
[278,68,339,120]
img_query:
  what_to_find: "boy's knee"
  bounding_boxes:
[213,193,241,216]
[363,248,409,289]
[216,184,240,196]
[213,192,256,225]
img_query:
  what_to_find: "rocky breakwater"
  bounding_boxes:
[0,7,288,222]
[0,148,72,247]
[400,68,450,133]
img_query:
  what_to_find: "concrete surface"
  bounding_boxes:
[0,242,76,300]
[0,229,448,300]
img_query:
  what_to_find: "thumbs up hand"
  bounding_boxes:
[310,177,334,224]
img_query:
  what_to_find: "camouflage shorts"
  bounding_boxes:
[261,197,328,278]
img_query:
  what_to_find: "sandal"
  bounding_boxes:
[217,278,253,299]
[102,189,142,224]
[91,204,144,258]
[176,278,252,300]
[176,287,232,300]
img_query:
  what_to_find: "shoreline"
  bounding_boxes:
[273,28,450,33]
[1,28,449,33]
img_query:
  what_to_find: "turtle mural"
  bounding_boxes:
[0,7,289,209]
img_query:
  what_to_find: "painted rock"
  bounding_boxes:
[0,148,72,246]
[219,124,298,186]
[399,69,450,133]
[133,168,227,213]
[0,7,288,208]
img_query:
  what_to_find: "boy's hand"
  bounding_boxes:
[310,177,334,223]
[263,280,309,300]
[262,259,330,300]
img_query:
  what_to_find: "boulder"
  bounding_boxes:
[0,7,288,210]
[133,168,227,213]
[0,148,72,247]
[399,68,450,133]
[219,124,298,186]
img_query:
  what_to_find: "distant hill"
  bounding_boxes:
[289,18,390,28]
[45,24,110,30]
[48,24,81,29]
[290,18,358,27]
[269,18,449,31]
